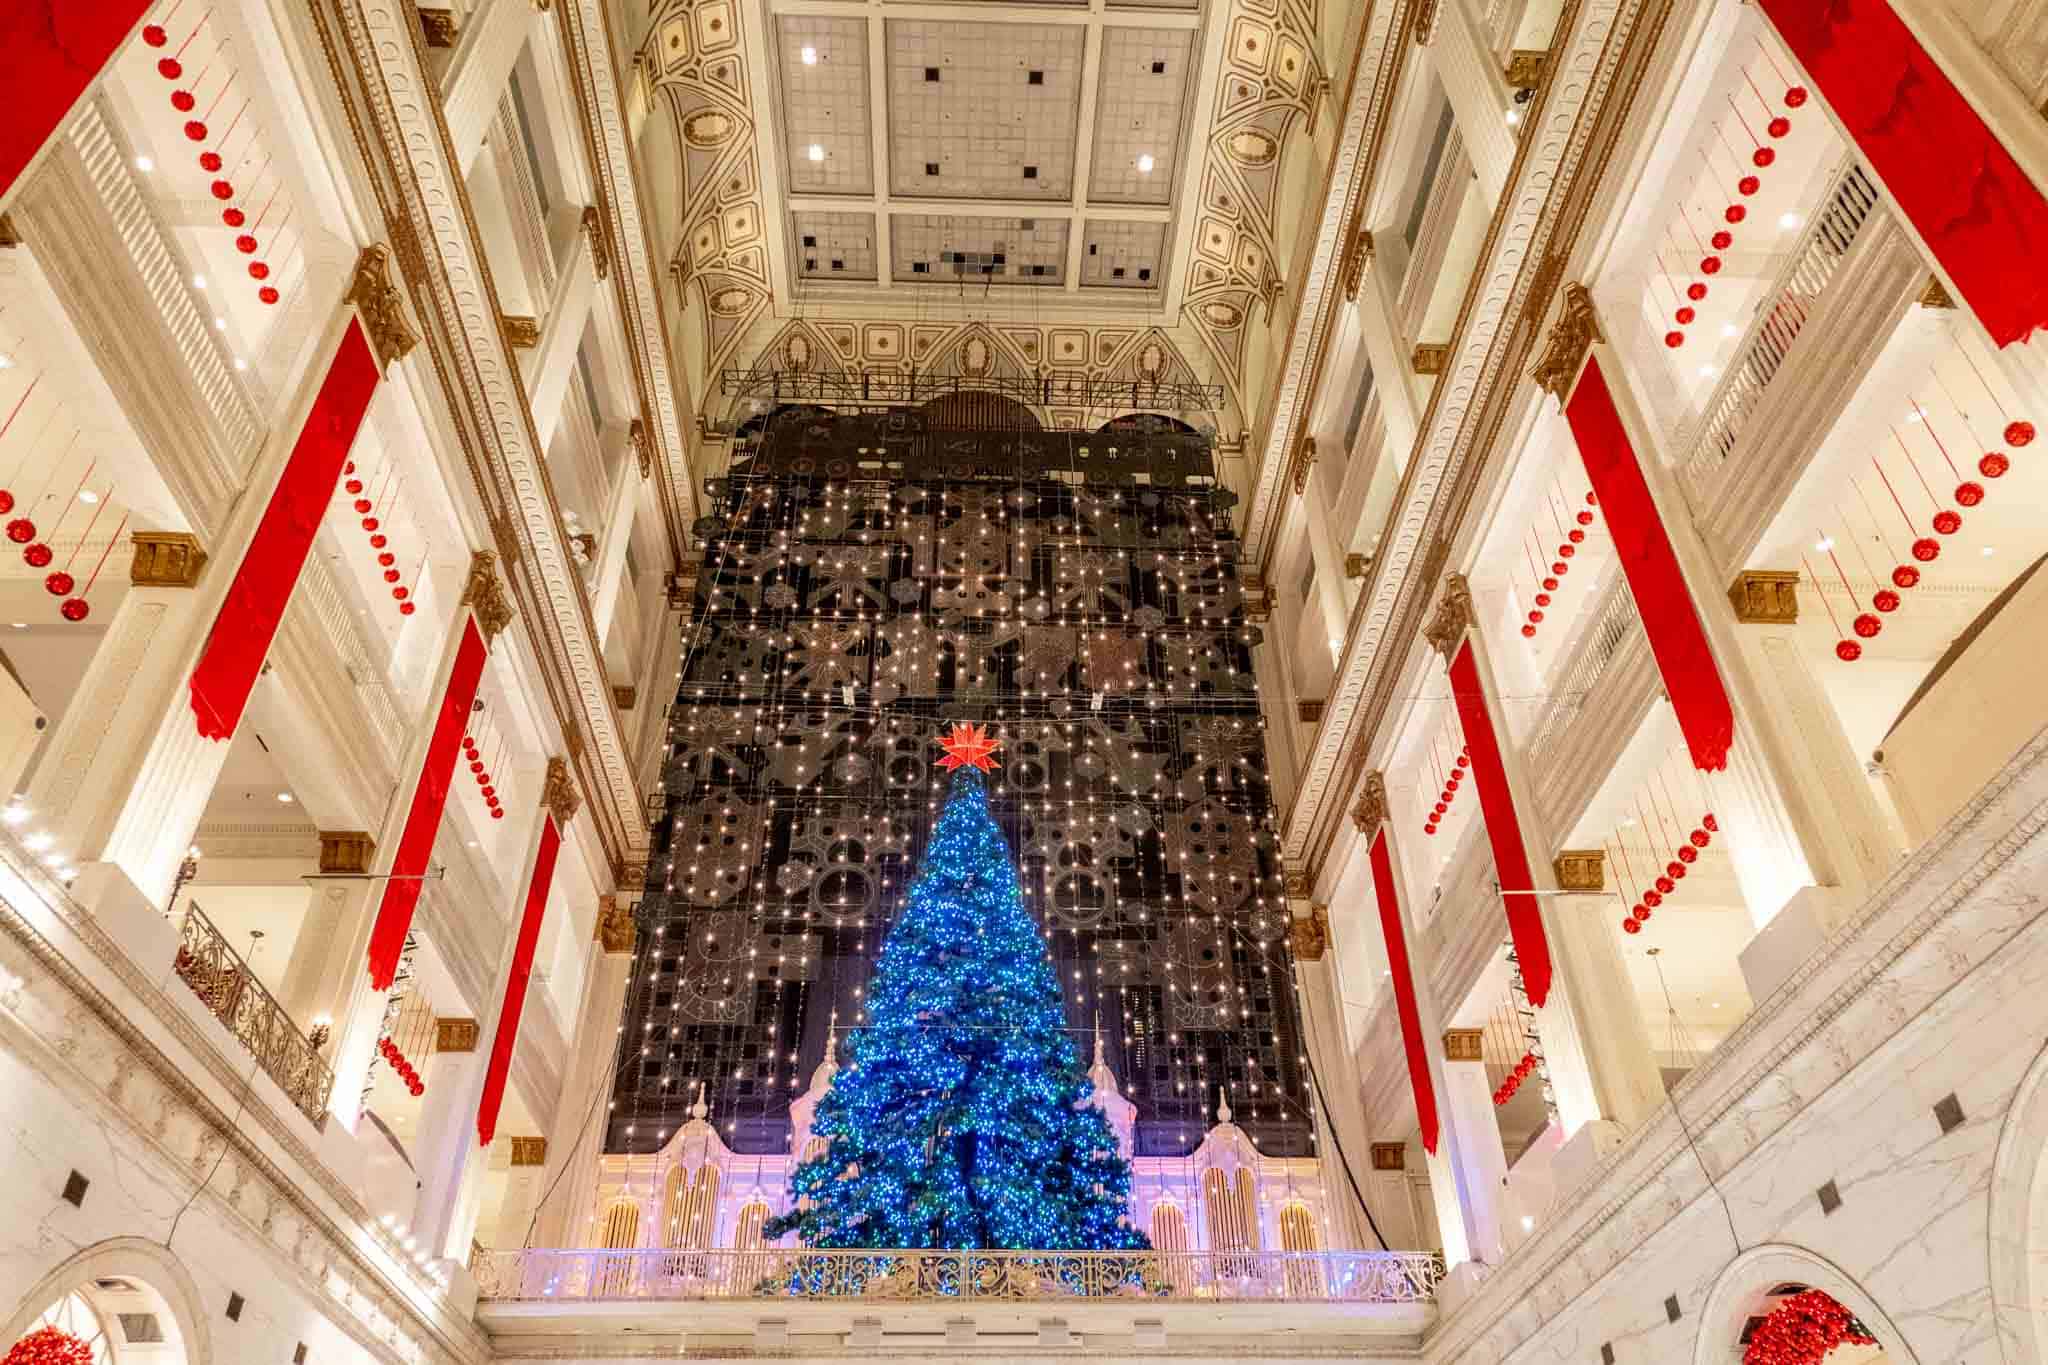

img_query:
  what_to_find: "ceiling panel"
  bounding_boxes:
[886,21,1084,200]
[793,211,880,281]
[891,215,1071,284]
[1079,220,1168,289]
[1088,28,1195,206]
[777,15,873,196]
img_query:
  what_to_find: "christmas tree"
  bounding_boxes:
[766,723,1149,1251]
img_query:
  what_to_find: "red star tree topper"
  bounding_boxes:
[935,721,1002,773]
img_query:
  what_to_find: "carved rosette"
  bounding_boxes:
[461,549,515,643]
[1341,230,1376,303]
[346,244,419,374]
[1351,771,1390,837]
[435,1018,480,1052]
[1728,570,1799,624]
[595,894,636,953]
[1531,282,1604,402]
[1423,573,1475,661]
[1289,435,1318,496]
[580,204,611,281]
[1289,904,1330,962]
[1553,849,1606,893]
[542,756,582,826]
[630,416,652,478]
[130,531,208,587]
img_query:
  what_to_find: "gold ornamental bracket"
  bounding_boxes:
[1289,904,1330,961]
[630,416,652,478]
[580,204,612,282]
[1423,573,1475,662]
[1351,770,1389,836]
[594,893,636,953]
[542,755,583,826]
[1411,343,1449,376]
[1443,1028,1484,1062]
[509,1136,548,1166]
[1411,0,1440,45]
[462,549,516,643]
[1729,569,1799,624]
[1341,229,1376,303]
[1531,282,1604,402]
[1370,1142,1406,1172]
[1553,849,1606,893]
[346,244,419,374]
[435,1017,480,1052]
[501,314,541,350]
[318,831,375,875]
[1344,553,1369,579]
[1297,699,1326,725]
[130,531,208,588]
[1289,435,1319,496]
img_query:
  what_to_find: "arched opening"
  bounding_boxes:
[1693,1246,1916,1365]
[3,1242,204,1365]
[919,391,1042,432]
[1991,1035,2048,1365]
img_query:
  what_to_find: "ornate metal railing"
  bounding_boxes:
[472,1248,1443,1304]
[1522,578,1643,771]
[174,901,334,1122]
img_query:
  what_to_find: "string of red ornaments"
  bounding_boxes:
[1492,1049,1538,1106]
[1520,489,1598,640]
[3,1327,95,1365]
[1615,807,1715,936]
[1741,1289,1877,1365]
[464,718,506,820]
[342,460,418,615]
[0,401,130,621]
[378,1035,426,1096]
[142,5,291,307]
[1422,738,1467,837]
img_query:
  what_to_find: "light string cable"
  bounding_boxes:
[1646,948,1744,1257]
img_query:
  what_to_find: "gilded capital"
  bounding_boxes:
[1553,849,1606,893]
[1423,573,1475,661]
[435,1017,480,1052]
[501,314,541,350]
[1370,1141,1406,1172]
[595,894,636,954]
[1531,282,1604,402]
[346,244,419,374]
[1411,343,1449,376]
[630,416,652,478]
[1443,1028,1484,1062]
[1289,435,1318,496]
[129,531,208,588]
[1282,869,1311,899]
[542,755,582,826]
[1351,770,1390,836]
[1296,699,1325,725]
[462,549,516,643]
[1342,229,1376,303]
[418,7,458,46]
[1504,49,1549,90]
[580,204,611,281]
[1344,553,1369,579]
[1728,569,1799,624]
[1919,275,1956,309]
[509,1136,548,1166]
[318,831,375,875]
[1289,904,1330,962]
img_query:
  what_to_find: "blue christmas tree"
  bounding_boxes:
[765,723,1148,1251]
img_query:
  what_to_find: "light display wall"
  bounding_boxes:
[608,405,1310,1158]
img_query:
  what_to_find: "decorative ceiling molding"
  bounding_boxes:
[1280,0,1675,868]
[307,0,648,876]
[554,0,703,562]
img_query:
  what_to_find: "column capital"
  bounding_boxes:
[613,852,649,894]
[419,8,458,46]
[318,830,376,875]
[509,1136,548,1166]
[543,755,582,826]
[1289,435,1318,495]
[1369,1141,1406,1171]
[435,1017,480,1052]
[1351,770,1390,836]
[1411,343,1450,375]
[1443,1028,1484,1062]
[1241,572,1275,623]
[1282,868,1311,899]
[1553,849,1606,893]
[346,243,419,374]
[501,314,541,349]
[1288,904,1330,961]
[1341,230,1375,302]
[595,892,637,953]
[1423,573,1475,661]
[1344,552,1369,579]
[1504,49,1550,90]
[630,417,652,478]
[462,549,516,642]
[1531,282,1603,402]
[1919,274,1956,309]
[1728,569,1799,624]
[129,531,209,587]
[579,204,611,281]
[1296,699,1325,724]
[1411,0,1440,44]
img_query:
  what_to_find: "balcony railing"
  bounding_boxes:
[174,900,334,1123]
[472,1248,1444,1305]
[1523,579,1643,771]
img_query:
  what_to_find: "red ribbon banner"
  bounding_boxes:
[1448,641,1553,1008]
[478,812,561,1148]
[1565,356,1734,772]
[367,615,487,989]
[0,3,149,200]
[1760,0,2048,347]
[1370,828,1438,1156]
[189,319,381,741]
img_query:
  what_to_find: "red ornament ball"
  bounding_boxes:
[0,490,11,513]
[1687,281,1708,300]
[361,516,379,532]
[210,178,234,200]
[60,598,89,622]
[5,518,34,544]
[1455,754,1470,768]
[377,552,396,568]
[1528,609,1545,624]
[1932,509,1962,535]
[1622,918,1642,934]
[23,543,51,568]
[471,760,485,774]
[172,89,195,112]
[1767,115,1791,137]
[1576,509,1594,526]
[1432,802,1447,816]
[382,568,401,584]
[345,479,364,495]
[183,119,208,142]
[1981,451,2010,478]
[1424,823,1437,835]
[1568,528,1585,544]
[490,807,505,819]
[1676,844,1698,864]
[249,261,270,280]
[1724,204,1746,224]
[221,205,244,226]
[260,286,280,304]
[44,570,74,596]
[1675,306,1696,325]
[1542,576,1558,591]
[2007,419,2036,447]
[1643,889,1663,908]
[1785,85,1809,107]
[353,498,373,514]
[392,585,409,601]
[1670,863,1687,880]
[1853,612,1881,638]
[1912,537,1940,562]
[1634,903,1652,923]
[369,533,388,549]
[1892,563,1921,588]
[1873,588,1900,612]
[201,151,223,172]
[1836,638,1862,662]
[6,1325,96,1365]
[1665,330,1685,349]
[1534,592,1551,607]
[158,57,183,79]
[1558,543,1576,559]
[1552,561,1568,576]
[1703,813,1718,832]
[1752,146,1775,168]
[482,786,497,801]
[1700,256,1722,275]
[144,23,168,44]
[1655,875,1675,895]
[1738,175,1760,196]
[1692,828,1711,848]
[237,234,258,254]
[1711,230,1732,250]
[399,601,417,616]
[1955,480,1984,507]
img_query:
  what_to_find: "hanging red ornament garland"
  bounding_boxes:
[1803,554,1860,662]
[1740,1288,1876,1365]
[3,1326,97,1365]
[59,514,128,623]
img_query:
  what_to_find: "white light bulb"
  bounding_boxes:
[808,144,825,162]
[134,155,155,172]
[801,45,818,65]
[1136,153,1155,173]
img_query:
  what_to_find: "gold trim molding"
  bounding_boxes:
[346,243,418,373]
[461,549,516,643]
[543,755,582,826]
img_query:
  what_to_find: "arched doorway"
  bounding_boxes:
[3,1240,205,1364]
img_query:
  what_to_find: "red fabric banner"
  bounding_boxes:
[478,813,561,1147]
[189,320,381,741]
[1369,828,1438,1156]
[1566,356,1734,772]
[1448,641,1553,1008]
[0,2,148,200]
[1760,0,2048,347]
[367,615,487,989]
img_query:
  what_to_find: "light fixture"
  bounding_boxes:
[0,355,12,371]
[1983,545,1996,556]
[1814,537,1834,552]
[7,623,22,631]
[1136,153,1155,174]
[2,804,29,826]
[801,45,817,65]
[1720,323,1738,338]
[234,357,247,372]
[79,490,99,504]
[1521,1215,1534,1230]
[276,791,295,804]
[807,143,825,162]
[214,316,227,331]
[192,274,207,290]
[134,155,155,172]
[1505,108,1520,125]
[1779,212,1801,230]
[24,832,53,851]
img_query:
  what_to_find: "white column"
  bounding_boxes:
[493,1143,550,1248]
[1363,1143,1422,1249]
[590,439,641,641]
[1439,1034,1508,1265]
[277,853,382,1036]
[531,915,636,1247]
[1290,926,1370,1250]
[525,236,601,449]
[1427,0,1515,203]
[444,0,538,175]
[1355,242,1424,470]
[1548,888,1664,1128]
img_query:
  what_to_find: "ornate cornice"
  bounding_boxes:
[1422,573,1475,661]
[542,755,582,826]
[345,243,419,373]
[1530,281,1603,401]
[461,549,515,643]
[1351,770,1389,836]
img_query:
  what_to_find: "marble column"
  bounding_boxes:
[443,0,540,174]
[276,831,386,1037]
[1439,1029,1508,1265]
[1546,859,1664,1131]
[412,1018,490,1259]
[493,1137,550,1249]
[1300,488,1354,652]
[1287,902,1370,1250]
[1364,1142,1422,1250]
[531,899,638,1248]
[524,235,601,449]
[1426,0,1516,203]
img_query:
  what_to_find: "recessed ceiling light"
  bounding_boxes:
[78,490,99,504]
[234,357,247,371]
[276,792,295,804]
[134,155,155,172]
[1136,153,1155,173]
[1504,108,1520,125]
[1814,536,1834,552]
[192,274,207,290]
[800,45,817,65]
[0,354,13,370]
[807,144,825,162]
[214,316,227,331]
[1983,545,1996,556]
[1779,212,1801,230]
[1720,323,1738,338]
